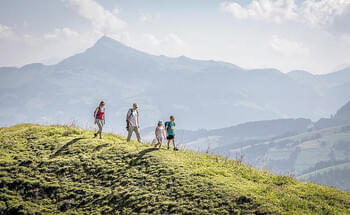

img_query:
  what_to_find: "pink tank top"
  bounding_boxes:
[97,108,104,119]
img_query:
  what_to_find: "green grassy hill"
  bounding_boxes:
[1,124,350,214]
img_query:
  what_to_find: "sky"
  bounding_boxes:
[0,0,350,74]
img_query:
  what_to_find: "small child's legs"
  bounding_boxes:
[167,140,170,149]
[172,139,176,148]
[155,138,162,148]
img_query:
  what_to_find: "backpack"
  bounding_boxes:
[126,109,139,131]
[94,107,101,119]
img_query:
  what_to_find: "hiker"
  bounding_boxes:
[126,103,141,142]
[154,121,166,148]
[165,115,178,151]
[94,101,105,139]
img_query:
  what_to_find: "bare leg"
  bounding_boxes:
[156,139,162,148]
[172,139,176,149]
[167,140,170,149]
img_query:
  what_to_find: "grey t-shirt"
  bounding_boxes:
[127,109,139,127]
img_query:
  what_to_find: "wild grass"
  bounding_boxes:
[0,124,350,214]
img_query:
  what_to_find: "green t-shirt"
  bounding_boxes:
[167,121,175,135]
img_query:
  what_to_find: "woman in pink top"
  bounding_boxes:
[94,101,105,139]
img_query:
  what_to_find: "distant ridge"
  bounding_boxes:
[1,35,350,129]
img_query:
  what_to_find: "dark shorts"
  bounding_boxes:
[167,135,175,140]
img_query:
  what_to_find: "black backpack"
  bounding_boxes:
[94,107,101,119]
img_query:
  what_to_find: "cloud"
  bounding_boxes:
[302,0,350,25]
[270,35,309,56]
[143,33,188,56]
[0,24,14,39]
[61,0,126,34]
[141,33,161,46]
[138,12,160,23]
[341,33,350,42]
[112,7,120,15]
[139,14,148,23]
[120,33,188,57]
[221,0,350,26]
[220,0,298,23]
[43,28,80,40]
[0,24,100,66]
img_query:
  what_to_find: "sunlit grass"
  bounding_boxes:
[1,124,349,214]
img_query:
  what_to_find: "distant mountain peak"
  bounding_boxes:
[93,35,129,49]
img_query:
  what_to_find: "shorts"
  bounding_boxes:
[167,135,175,140]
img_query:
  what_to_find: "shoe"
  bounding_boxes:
[174,147,179,151]
[93,133,97,138]
[167,146,170,150]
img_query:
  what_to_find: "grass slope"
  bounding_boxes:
[0,124,350,215]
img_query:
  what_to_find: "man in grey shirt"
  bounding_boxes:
[126,103,141,142]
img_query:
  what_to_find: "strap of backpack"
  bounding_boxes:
[127,109,133,120]
[95,107,100,117]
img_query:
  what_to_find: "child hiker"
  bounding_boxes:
[165,115,178,151]
[154,121,166,148]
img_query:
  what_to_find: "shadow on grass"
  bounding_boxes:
[93,143,110,152]
[129,147,158,167]
[50,137,84,158]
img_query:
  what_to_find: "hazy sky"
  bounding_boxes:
[1,0,350,74]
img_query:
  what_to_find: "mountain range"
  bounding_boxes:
[1,36,350,131]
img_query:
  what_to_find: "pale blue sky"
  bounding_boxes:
[1,0,350,74]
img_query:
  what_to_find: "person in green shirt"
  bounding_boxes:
[165,115,178,151]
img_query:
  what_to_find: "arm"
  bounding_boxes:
[103,111,105,124]
[162,129,166,138]
[155,128,158,137]
[137,113,140,128]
